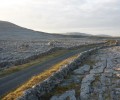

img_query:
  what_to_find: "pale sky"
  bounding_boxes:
[0,0,120,36]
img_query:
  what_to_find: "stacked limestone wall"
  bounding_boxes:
[0,42,105,70]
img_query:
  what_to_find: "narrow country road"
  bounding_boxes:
[0,45,99,97]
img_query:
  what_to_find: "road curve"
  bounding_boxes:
[0,46,97,97]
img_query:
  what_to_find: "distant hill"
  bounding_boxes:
[96,34,111,37]
[0,21,94,40]
[66,32,92,36]
[0,21,56,40]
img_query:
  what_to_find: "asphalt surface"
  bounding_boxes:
[0,46,97,97]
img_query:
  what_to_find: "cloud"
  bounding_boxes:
[0,0,120,36]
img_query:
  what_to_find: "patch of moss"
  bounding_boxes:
[66,96,70,100]
[104,90,111,100]
[90,92,98,100]
[43,83,80,100]
[54,83,77,95]
[82,58,97,69]
[91,75,100,87]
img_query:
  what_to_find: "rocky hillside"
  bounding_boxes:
[0,21,56,40]
[49,46,120,100]
[0,21,112,40]
[0,21,91,40]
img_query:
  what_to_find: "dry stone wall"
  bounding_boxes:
[0,47,62,70]
[0,42,105,70]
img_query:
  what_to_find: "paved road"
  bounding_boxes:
[0,45,98,97]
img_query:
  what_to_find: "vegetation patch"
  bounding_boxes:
[43,83,80,100]
[82,57,97,69]
[91,75,100,87]
[106,40,117,45]
[104,88,111,100]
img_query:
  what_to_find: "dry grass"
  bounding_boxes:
[0,50,69,78]
[42,83,80,99]
[106,40,117,45]
[53,83,80,95]
[2,54,78,100]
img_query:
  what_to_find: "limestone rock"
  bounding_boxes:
[80,74,95,100]
[50,90,76,100]
[73,64,90,75]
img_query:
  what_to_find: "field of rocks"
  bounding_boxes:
[0,38,104,69]
[49,46,120,100]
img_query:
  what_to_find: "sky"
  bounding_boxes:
[0,0,120,36]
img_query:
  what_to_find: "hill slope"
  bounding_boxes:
[66,32,92,36]
[0,21,55,40]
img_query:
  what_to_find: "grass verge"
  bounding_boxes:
[2,54,78,100]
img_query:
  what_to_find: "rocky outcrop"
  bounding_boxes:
[80,74,95,100]
[50,46,120,100]
[73,64,90,75]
